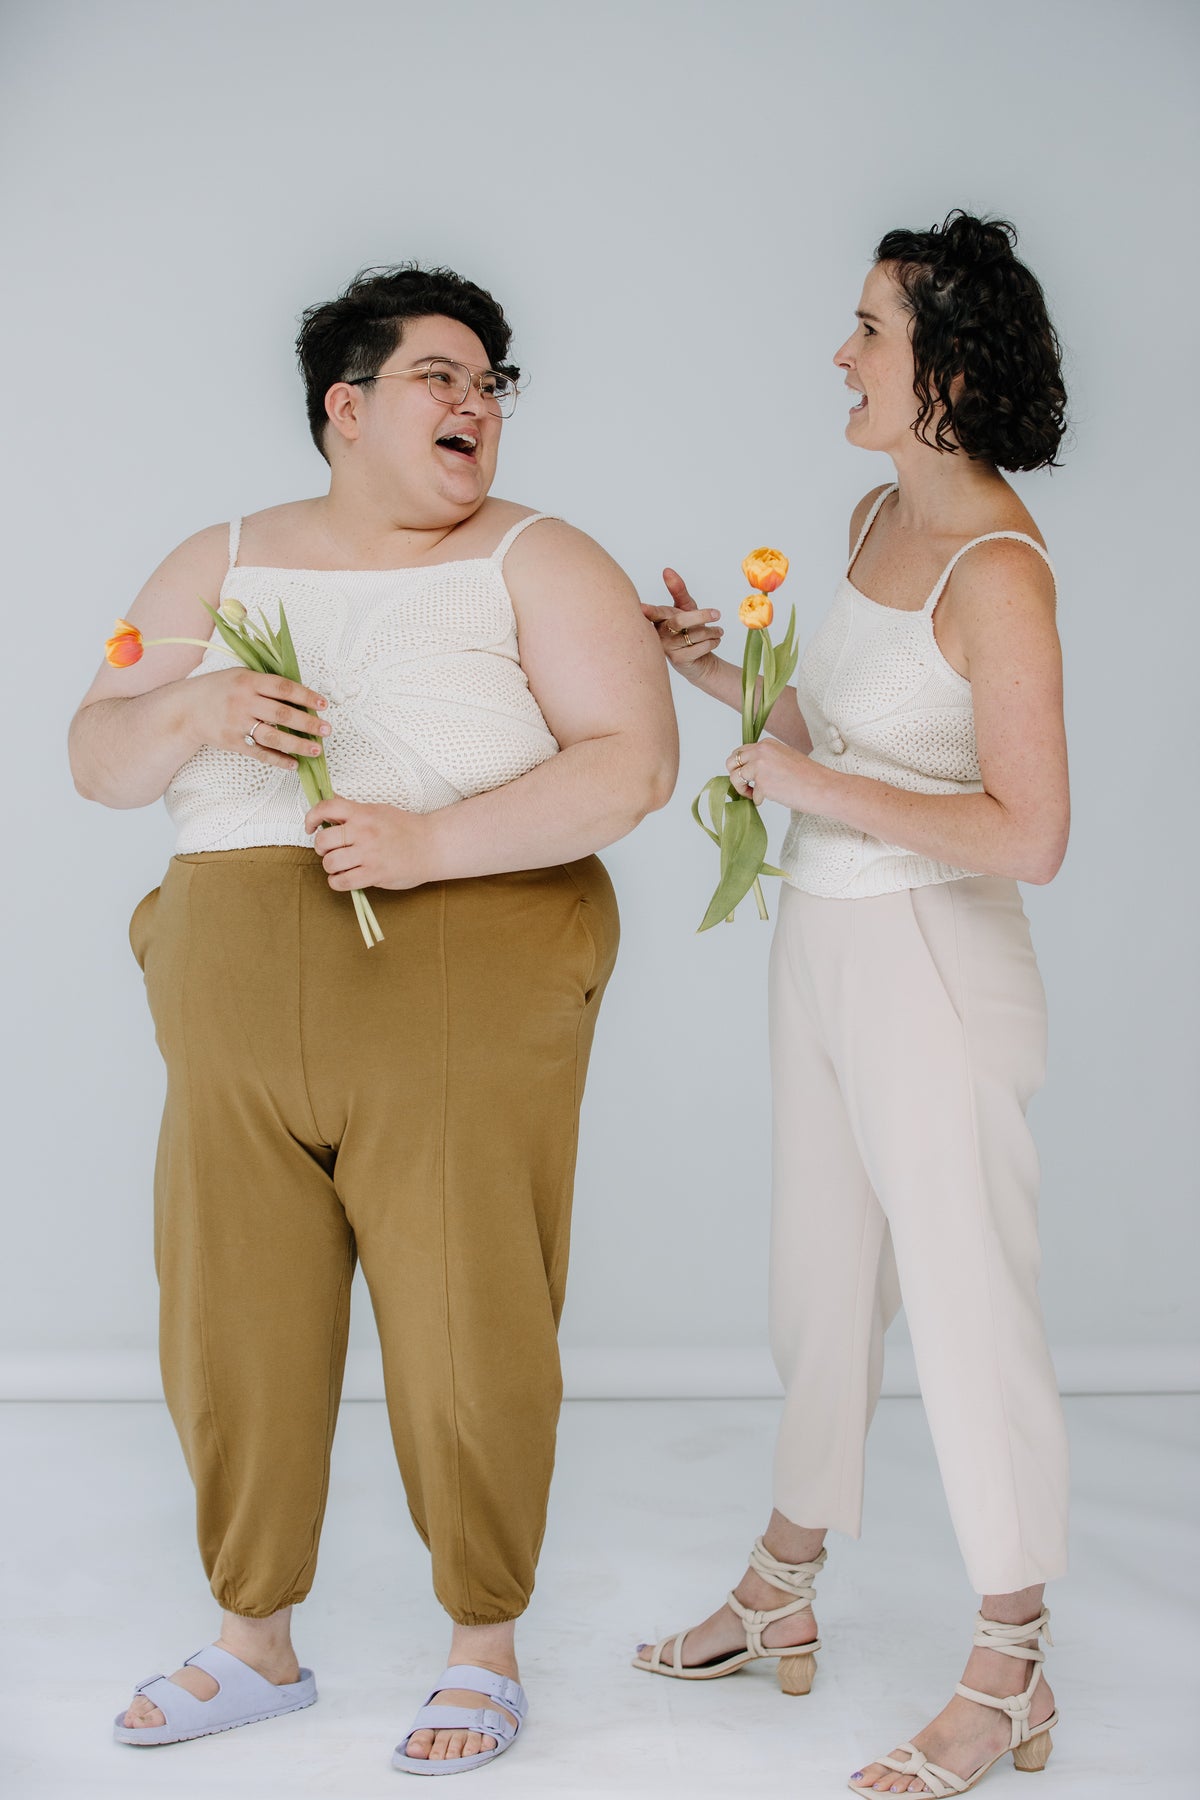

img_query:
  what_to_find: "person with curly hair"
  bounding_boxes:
[636,212,1070,1797]
[70,263,677,1775]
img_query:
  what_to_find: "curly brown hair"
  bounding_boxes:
[295,264,519,459]
[875,211,1067,472]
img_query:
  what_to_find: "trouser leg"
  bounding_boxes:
[136,854,356,1617]
[768,884,901,1535]
[830,878,1069,1592]
[324,860,619,1625]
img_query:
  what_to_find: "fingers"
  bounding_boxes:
[658,609,723,667]
[725,745,762,802]
[662,567,698,609]
[245,701,331,757]
[305,796,354,834]
[259,672,329,715]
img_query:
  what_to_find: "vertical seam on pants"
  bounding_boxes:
[946,879,1030,1583]
[294,870,327,1147]
[177,871,238,1550]
[280,1245,354,1606]
[435,884,473,1617]
[832,896,875,1523]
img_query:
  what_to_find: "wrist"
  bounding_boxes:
[409,808,447,887]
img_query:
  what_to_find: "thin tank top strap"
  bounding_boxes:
[846,484,898,575]
[924,530,1057,614]
[490,511,559,563]
[226,516,243,575]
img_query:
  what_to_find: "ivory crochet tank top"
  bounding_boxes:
[780,484,1056,899]
[164,512,560,852]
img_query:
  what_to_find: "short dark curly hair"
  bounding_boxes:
[874,211,1067,472]
[295,263,519,459]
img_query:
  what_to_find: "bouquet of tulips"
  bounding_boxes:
[692,548,799,931]
[104,602,384,949]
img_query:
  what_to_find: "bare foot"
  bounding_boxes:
[849,1624,1054,1794]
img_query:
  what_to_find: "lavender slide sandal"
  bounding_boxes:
[113,1643,317,1746]
[392,1663,527,1776]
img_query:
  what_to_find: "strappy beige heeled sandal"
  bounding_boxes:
[632,1538,825,1695]
[848,1607,1058,1796]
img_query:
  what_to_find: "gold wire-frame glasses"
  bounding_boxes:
[344,357,520,419]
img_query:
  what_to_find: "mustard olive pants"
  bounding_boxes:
[130,847,618,1625]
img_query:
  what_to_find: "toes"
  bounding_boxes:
[124,1698,166,1729]
[406,1728,433,1760]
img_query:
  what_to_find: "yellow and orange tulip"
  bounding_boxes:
[742,547,789,593]
[104,619,144,667]
[738,593,775,629]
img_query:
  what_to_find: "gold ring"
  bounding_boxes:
[681,630,694,647]
[734,752,744,769]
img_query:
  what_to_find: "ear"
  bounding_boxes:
[324,381,364,445]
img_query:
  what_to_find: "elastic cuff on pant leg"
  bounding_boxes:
[213,1590,310,1618]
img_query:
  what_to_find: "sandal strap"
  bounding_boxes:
[970,1607,1052,1658]
[873,1743,968,1797]
[747,1537,826,1604]
[955,1608,1052,1749]
[726,1588,815,1659]
[726,1539,825,1659]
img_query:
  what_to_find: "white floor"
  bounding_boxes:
[1,1396,1195,1799]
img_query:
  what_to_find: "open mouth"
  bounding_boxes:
[436,432,479,461]
[848,390,868,413]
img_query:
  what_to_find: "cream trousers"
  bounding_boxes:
[768,875,1069,1594]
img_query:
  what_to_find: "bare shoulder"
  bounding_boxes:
[503,513,635,606]
[847,483,894,552]
[949,534,1057,622]
[134,520,231,608]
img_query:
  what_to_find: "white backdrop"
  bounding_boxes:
[2,0,1196,1398]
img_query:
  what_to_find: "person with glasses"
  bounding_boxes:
[69,263,677,1775]
[637,213,1070,1798]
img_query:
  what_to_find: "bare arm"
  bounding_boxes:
[305,522,679,887]
[69,525,329,807]
[732,538,1070,884]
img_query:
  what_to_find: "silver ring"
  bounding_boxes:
[244,721,262,747]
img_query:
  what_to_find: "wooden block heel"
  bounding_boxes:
[777,1651,817,1696]
[1012,1728,1053,1772]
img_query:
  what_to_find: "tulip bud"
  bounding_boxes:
[219,598,248,625]
[739,594,774,629]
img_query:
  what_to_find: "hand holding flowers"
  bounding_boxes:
[690,548,801,931]
[104,603,385,948]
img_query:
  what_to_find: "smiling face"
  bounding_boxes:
[327,313,506,524]
[833,262,928,456]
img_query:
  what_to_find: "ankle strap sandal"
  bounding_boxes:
[632,1538,825,1695]
[849,1607,1058,1797]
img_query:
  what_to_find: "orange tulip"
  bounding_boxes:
[105,619,144,667]
[742,547,789,593]
[739,593,774,629]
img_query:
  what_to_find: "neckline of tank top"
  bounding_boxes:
[224,553,519,578]
[843,483,1051,616]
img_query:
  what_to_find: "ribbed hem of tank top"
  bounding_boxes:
[780,856,980,898]
[174,845,320,867]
